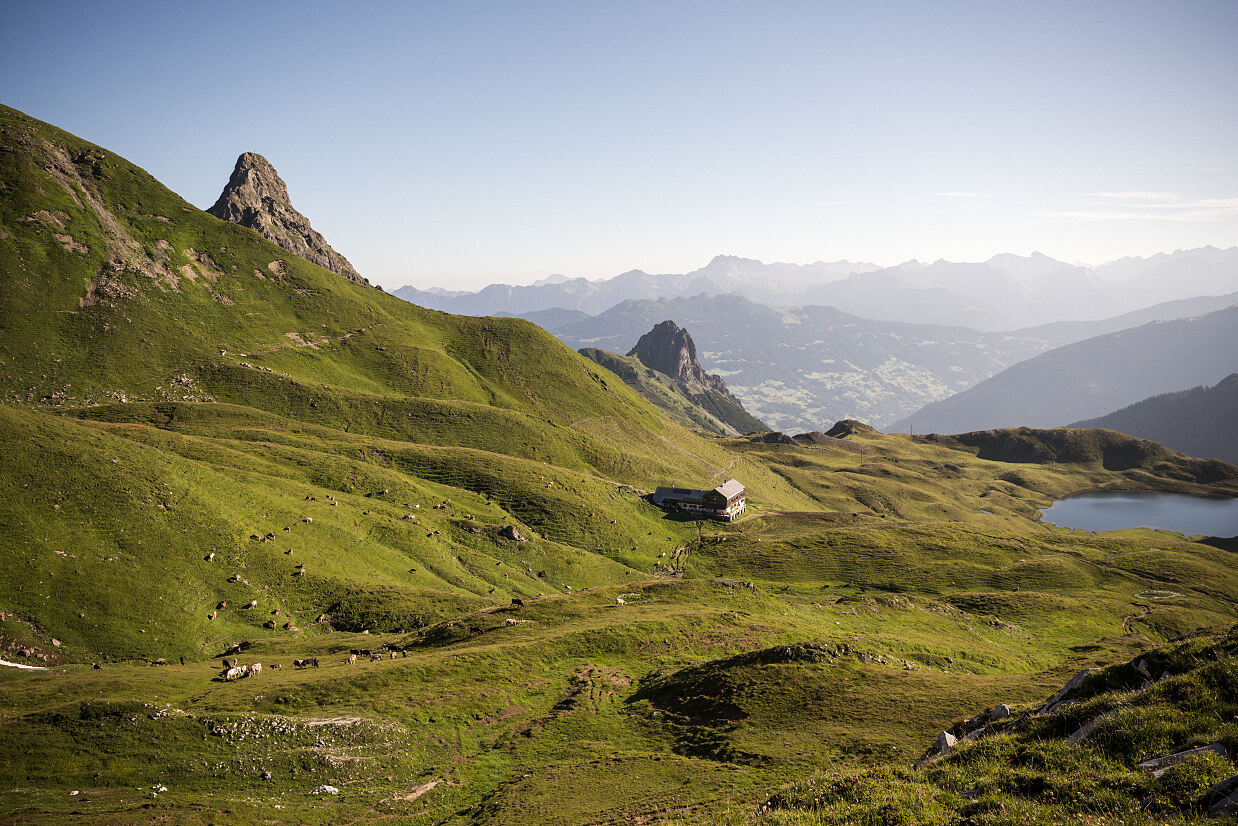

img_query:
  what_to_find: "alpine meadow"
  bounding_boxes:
[6,3,1238,821]
[1,93,1238,824]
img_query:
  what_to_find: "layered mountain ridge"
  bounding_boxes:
[396,247,1238,330]
[1071,373,1238,464]
[893,306,1238,436]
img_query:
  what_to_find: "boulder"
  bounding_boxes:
[499,525,527,542]
[1203,774,1238,816]
[1037,668,1091,714]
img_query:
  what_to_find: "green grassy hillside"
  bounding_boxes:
[754,626,1238,824]
[1,105,1237,825]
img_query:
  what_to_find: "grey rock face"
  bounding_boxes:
[624,320,768,434]
[628,320,729,395]
[208,153,370,287]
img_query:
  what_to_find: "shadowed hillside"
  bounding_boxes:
[1072,374,1238,464]
[893,308,1238,434]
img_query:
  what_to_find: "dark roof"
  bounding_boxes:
[652,479,745,505]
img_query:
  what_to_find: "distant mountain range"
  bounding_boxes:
[540,294,1056,432]
[1071,374,1238,464]
[804,248,1238,330]
[397,255,878,318]
[530,293,1238,433]
[892,306,1238,435]
[397,248,1238,330]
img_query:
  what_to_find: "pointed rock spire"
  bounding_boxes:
[624,320,767,434]
[628,320,724,393]
[208,153,371,287]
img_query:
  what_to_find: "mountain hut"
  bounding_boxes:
[651,479,746,521]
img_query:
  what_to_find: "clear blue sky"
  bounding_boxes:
[4,1,1237,290]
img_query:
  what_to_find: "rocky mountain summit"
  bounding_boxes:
[623,320,767,434]
[629,320,733,398]
[208,152,371,287]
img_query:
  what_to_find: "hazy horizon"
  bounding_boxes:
[4,1,1237,291]
[400,245,1238,293]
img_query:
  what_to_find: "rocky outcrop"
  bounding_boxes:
[626,321,767,434]
[629,320,726,393]
[750,432,796,445]
[208,153,371,287]
[499,525,527,542]
[824,419,878,439]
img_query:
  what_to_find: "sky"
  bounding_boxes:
[3,0,1237,291]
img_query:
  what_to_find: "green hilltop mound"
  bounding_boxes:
[1,105,1237,825]
[920,426,1238,484]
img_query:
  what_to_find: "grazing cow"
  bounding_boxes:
[310,657,319,668]
[293,659,306,669]
[370,652,382,661]
[223,666,246,681]
[390,651,397,660]
[269,663,281,669]
[347,654,357,664]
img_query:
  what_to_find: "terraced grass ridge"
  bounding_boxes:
[1,103,1237,824]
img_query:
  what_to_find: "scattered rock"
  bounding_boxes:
[1037,668,1091,714]
[310,784,339,795]
[1138,743,1227,779]
[1203,774,1238,816]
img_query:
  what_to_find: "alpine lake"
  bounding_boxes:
[1041,490,1238,537]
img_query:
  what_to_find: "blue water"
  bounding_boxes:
[1041,491,1238,537]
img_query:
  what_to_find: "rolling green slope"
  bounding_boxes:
[0,103,820,663]
[0,104,737,479]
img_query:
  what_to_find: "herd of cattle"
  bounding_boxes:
[217,649,406,681]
